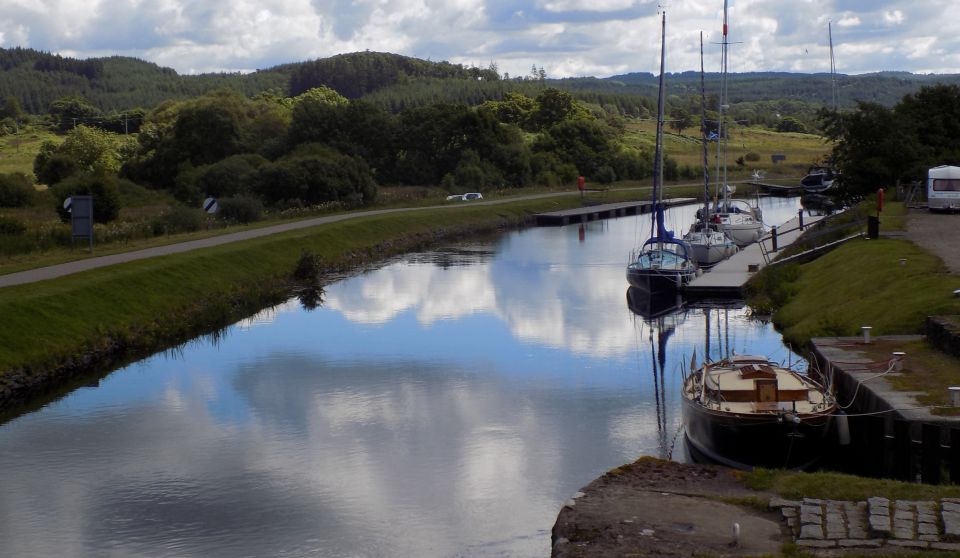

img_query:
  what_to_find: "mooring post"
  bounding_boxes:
[798,209,804,230]
[771,226,778,251]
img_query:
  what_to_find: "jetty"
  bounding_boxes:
[752,181,804,196]
[534,198,696,226]
[685,212,827,297]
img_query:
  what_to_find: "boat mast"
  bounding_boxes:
[714,0,730,207]
[653,10,667,242]
[699,32,711,226]
[829,21,837,113]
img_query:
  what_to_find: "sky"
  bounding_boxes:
[0,0,958,79]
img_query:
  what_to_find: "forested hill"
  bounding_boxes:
[0,47,292,114]
[4,46,960,118]
[606,70,960,108]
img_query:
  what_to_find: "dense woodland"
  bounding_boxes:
[1,48,960,242]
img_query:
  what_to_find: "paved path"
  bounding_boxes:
[906,209,960,274]
[0,192,581,289]
[772,496,960,551]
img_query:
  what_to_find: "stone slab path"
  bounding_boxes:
[771,496,960,551]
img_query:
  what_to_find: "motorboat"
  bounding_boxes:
[626,11,699,293]
[681,354,837,470]
[801,167,837,193]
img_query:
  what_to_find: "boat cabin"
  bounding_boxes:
[701,356,817,412]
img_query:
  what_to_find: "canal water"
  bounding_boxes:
[0,196,807,557]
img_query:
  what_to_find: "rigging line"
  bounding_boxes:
[835,359,898,410]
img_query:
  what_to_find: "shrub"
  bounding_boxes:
[0,215,26,235]
[217,196,263,224]
[151,205,204,235]
[293,249,323,281]
[51,173,122,224]
[745,152,761,162]
[0,172,35,207]
[593,165,617,184]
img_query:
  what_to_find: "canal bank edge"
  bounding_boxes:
[0,200,567,413]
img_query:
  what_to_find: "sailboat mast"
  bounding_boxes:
[714,0,730,205]
[653,10,667,240]
[829,21,838,112]
[699,32,710,225]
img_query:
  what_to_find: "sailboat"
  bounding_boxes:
[626,11,699,292]
[707,0,764,247]
[683,32,738,267]
[680,303,837,470]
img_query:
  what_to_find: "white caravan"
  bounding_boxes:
[928,165,960,212]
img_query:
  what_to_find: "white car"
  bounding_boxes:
[445,194,464,201]
[462,192,483,201]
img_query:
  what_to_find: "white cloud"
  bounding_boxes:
[0,0,958,77]
[884,9,905,25]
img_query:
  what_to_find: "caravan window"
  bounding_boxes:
[933,179,960,192]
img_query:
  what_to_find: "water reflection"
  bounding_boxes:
[0,196,806,557]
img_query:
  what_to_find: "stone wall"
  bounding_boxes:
[927,316,960,359]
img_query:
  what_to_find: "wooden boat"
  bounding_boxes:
[681,355,837,470]
[625,11,699,292]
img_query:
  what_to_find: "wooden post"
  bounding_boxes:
[921,423,941,484]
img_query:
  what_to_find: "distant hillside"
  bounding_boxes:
[3,46,960,122]
[0,47,292,114]
[288,51,499,98]
[607,70,960,108]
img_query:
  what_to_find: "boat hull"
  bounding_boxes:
[681,395,834,470]
[689,240,737,267]
[626,265,694,292]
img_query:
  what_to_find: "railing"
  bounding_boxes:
[758,209,865,265]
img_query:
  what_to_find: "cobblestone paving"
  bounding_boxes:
[771,497,960,550]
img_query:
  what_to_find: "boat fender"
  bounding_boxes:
[836,410,850,446]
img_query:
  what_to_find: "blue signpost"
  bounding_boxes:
[70,195,94,252]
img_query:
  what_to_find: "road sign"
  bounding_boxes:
[203,197,218,214]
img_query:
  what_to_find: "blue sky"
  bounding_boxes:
[0,0,957,78]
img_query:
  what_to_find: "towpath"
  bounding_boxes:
[905,209,960,274]
[0,191,583,289]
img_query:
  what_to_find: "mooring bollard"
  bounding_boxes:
[861,326,872,344]
[798,209,804,230]
[771,226,778,251]
[892,351,905,371]
[950,387,960,407]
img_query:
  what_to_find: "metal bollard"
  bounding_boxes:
[798,209,804,230]
[771,226,778,251]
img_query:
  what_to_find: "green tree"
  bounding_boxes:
[48,96,101,131]
[669,108,692,135]
[776,116,807,133]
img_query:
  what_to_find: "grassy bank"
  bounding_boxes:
[746,202,960,348]
[1,192,672,407]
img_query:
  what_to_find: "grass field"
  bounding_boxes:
[0,128,60,177]
[622,119,832,182]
